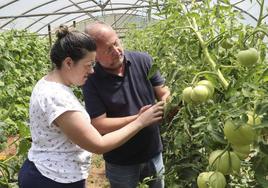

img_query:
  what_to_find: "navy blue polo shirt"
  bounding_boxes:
[82,51,165,165]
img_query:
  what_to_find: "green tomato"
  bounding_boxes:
[197,172,210,188]
[237,48,259,67]
[232,144,250,160]
[171,61,177,66]
[232,144,250,154]
[191,85,209,103]
[233,151,249,160]
[209,150,241,175]
[197,80,214,98]
[221,38,233,49]
[182,87,193,103]
[197,171,226,188]
[224,120,255,145]
[208,171,227,188]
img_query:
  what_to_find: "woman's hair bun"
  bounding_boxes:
[55,25,69,40]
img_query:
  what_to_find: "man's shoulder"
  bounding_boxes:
[125,51,152,65]
[125,50,151,59]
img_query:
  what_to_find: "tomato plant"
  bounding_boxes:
[124,0,268,187]
[0,30,50,186]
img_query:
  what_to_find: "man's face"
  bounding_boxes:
[96,30,124,70]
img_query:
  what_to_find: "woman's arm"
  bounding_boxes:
[55,101,164,154]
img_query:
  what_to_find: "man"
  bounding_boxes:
[83,22,170,188]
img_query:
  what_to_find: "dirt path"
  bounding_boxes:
[87,154,109,188]
[0,136,108,187]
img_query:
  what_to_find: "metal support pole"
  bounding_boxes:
[48,24,52,47]
[147,0,152,23]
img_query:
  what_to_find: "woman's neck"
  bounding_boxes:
[46,69,70,86]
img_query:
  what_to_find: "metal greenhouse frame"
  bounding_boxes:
[0,0,164,38]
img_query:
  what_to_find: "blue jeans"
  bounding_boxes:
[18,159,86,188]
[105,153,165,188]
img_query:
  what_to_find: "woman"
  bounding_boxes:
[18,25,164,188]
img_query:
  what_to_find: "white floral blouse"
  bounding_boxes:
[28,77,92,183]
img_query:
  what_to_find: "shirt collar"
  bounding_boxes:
[95,53,131,78]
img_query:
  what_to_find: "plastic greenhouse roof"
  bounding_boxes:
[0,0,164,35]
[0,0,267,36]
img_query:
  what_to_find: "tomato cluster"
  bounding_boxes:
[182,80,214,104]
[209,150,240,175]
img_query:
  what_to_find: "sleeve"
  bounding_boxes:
[143,53,165,87]
[82,79,106,119]
[41,93,82,126]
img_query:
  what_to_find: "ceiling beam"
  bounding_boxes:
[0,0,19,9]
[24,0,91,30]
[68,0,98,21]
[0,5,161,19]
[111,0,140,27]
[0,0,56,29]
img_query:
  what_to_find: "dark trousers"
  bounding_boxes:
[18,159,86,188]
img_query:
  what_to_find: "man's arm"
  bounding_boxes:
[154,84,170,102]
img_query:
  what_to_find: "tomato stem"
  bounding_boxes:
[256,0,265,27]
[209,143,231,171]
[191,71,218,85]
[189,18,229,90]
[243,28,268,46]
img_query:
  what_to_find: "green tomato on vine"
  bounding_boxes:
[237,48,259,67]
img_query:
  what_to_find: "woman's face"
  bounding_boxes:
[70,51,96,86]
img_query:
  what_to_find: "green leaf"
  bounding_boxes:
[209,130,226,145]
[17,138,31,156]
[192,122,207,128]
[17,122,30,138]
[255,174,268,188]
[147,63,159,79]
[254,121,268,130]
[0,104,15,121]
[262,76,268,82]
[259,142,268,155]
[259,68,268,81]
[241,113,248,123]
[256,102,268,115]
[254,155,268,187]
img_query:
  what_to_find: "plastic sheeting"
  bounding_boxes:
[0,0,267,35]
[0,0,163,35]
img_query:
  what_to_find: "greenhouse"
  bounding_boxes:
[0,0,268,187]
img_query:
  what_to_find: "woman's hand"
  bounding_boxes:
[138,105,152,116]
[136,101,164,127]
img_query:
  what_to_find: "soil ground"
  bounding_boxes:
[0,136,109,188]
[87,154,109,188]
